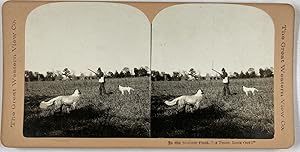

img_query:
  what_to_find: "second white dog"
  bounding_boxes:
[119,85,134,95]
[242,86,258,96]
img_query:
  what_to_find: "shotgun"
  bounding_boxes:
[212,69,222,75]
[88,68,98,75]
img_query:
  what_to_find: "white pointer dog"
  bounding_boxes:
[39,89,81,113]
[119,85,134,95]
[242,86,258,96]
[164,89,204,112]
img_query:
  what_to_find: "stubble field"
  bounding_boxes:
[151,78,274,138]
[23,77,150,137]
[24,77,273,138]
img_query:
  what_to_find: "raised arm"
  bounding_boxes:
[220,72,227,79]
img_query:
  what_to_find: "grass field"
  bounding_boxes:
[24,77,274,138]
[151,78,274,138]
[24,77,150,137]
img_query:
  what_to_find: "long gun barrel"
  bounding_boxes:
[88,68,98,75]
[212,69,222,75]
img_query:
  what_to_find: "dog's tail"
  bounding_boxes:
[164,99,178,106]
[39,97,59,109]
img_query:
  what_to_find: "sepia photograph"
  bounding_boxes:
[150,4,275,138]
[23,2,151,137]
[1,0,296,148]
[23,2,276,139]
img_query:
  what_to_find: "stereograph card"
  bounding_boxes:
[0,0,296,148]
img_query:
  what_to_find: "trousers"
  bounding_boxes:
[223,83,231,96]
[99,82,106,95]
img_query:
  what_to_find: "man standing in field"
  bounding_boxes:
[96,67,107,95]
[220,68,231,96]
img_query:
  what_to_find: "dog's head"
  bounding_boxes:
[196,89,204,96]
[39,101,48,109]
[73,89,81,95]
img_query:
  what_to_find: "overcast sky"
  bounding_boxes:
[26,2,150,75]
[152,4,274,76]
[26,3,274,76]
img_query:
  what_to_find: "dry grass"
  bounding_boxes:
[24,77,273,138]
[151,78,274,138]
[23,77,150,137]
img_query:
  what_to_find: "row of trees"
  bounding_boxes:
[231,68,274,79]
[106,67,150,78]
[25,66,150,82]
[25,67,273,82]
[25,68,75,82]
[151,67,274,81]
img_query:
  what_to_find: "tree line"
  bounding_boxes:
[25,66,150,82]
[151,67,274,81]
[25,67,273,82]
